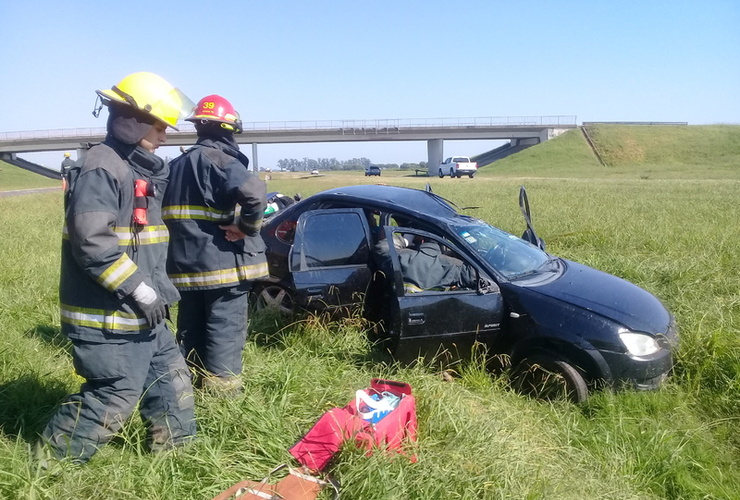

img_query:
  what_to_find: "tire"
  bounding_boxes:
[251,283,295,316]
[449,168,455,178]
[510,354,589,403]
[468,173,474,178]
[438,170,444,178]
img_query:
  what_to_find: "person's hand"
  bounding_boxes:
[219,223,247,242]
[130,282,166,327]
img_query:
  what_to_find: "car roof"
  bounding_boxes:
[314,184,459,218]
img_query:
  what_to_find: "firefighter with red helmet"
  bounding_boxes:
[162,94,268,394]
[40,72,197,464]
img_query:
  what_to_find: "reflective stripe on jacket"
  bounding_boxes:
[163,136,268,291]
[59,139,179,340]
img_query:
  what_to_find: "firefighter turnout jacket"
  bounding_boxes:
[162,136,269,291]
[60,138,179,340]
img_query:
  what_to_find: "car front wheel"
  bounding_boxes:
[438,170,444,178]
[510,354,589,403]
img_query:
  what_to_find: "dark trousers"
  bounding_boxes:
[176,284,249,378]
[42,323,196,463]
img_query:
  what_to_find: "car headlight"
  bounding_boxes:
[619,331,661,356]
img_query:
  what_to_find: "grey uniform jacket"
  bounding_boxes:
[59,137,179,341]
[398,241,476,292]
[162,136,269,291]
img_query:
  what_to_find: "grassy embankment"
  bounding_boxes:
[0,124,738,499]
[0,163,60,191]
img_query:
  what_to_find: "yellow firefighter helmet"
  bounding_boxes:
[96,72,194,130]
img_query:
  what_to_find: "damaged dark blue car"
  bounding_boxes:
[251,184,678,402]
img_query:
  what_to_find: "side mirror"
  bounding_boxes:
[477,277,494,295]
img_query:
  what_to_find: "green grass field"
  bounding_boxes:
[1,125,739,499]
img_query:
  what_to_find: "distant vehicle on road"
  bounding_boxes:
[439,156,477,178]
[311,169,320,175]
[365,165,381,176]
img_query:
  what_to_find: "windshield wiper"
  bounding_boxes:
[509,257,558,280]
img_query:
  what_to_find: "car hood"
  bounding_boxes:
[530,260,671,334]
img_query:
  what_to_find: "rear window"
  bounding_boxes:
[452,157,469,162]
[292,212,370,269]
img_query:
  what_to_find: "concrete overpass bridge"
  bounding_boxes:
[0,115,577,175]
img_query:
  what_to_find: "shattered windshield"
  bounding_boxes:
[457,223,551,279]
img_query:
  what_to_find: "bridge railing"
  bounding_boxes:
[239,115,577,131]
[0,128,107,141]
[0,115,577,141]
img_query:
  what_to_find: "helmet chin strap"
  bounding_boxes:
[92,95,104,118]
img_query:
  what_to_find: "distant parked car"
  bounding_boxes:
[311,169,320,175]
[365,165,381,176]
[251,184,678,403]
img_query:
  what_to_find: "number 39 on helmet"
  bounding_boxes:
[187,94,243,134]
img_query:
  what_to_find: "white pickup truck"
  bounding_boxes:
[438,156,478,178]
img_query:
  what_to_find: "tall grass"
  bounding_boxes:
[1,126,739,498]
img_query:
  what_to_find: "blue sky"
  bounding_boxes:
[1,1,738,169]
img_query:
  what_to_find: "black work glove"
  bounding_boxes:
[130,282,166,327]
[137,297,166,327]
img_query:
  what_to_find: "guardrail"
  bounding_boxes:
[0,115,578,141]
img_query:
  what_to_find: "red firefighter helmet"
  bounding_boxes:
[187,94,243,133]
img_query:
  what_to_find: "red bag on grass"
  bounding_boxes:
[288,378,417,471]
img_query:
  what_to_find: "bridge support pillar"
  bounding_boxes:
[251,143,258,172]
[427,139,443,176]
[543,127,570,141]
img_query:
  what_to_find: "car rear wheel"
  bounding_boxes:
[449,168,455,178]
[510,354,589,403]
[251,283,295,316]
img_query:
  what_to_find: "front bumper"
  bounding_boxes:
[599,347,674,390]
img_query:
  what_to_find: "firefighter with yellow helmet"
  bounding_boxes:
[162,94,268,394]
[60,152,75,190]
[40,72,197,464]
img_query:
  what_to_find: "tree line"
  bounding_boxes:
[273,157,427,172]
